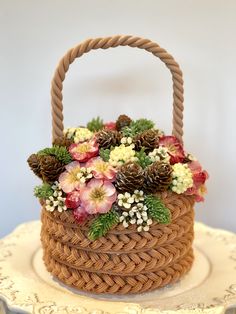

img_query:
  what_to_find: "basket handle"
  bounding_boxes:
[51,35,184,143]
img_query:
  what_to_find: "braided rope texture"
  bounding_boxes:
[41,191,195,294]
[51,35,184,142]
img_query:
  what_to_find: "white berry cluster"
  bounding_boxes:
[171,163,193,194]
[121,137,133,145]
[77,167,93,183]
[109,144,138,167]
[45,182,67,212]
[118,190,153,232]
[148,146,170,163]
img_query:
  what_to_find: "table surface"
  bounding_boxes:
[0,221,236,314]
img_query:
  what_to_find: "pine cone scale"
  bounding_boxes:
[96,130,122,149]
[40,155,65,183]
[134,129,159,152]
[144,162,172,193]
[116,114,132,131]
[53,137,73,148]
[27,154,43,179]
[115,162,144,193]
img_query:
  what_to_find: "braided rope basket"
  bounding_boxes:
[41,35,195,294]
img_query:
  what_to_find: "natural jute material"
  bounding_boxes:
[41,35,195,294]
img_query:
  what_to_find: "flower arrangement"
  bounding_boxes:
[28,114,209,240]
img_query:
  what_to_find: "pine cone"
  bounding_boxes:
[134,129,159,152]
[96,130,122,149]
[116,114,132,131]
[53,137,73,149]
[144,162,172,193]
[40,155,65,183]
[27,154,43,179]
[115,162,144,193]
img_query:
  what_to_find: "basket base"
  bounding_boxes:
[33,246,210,300]
[41,248,194,295]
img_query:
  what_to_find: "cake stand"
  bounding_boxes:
[0,221,236,314]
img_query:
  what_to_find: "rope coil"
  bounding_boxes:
[51,35,184,142]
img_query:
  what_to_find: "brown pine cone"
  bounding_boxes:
[53,137,73,149]
[116,114,132,131]
[134,129,159,152]
[39,155,65,183]
[96,130,122,149]
[27,154,43,179]
[144,161,172,193]
[115,162,144,193]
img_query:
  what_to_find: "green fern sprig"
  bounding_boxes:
[144,195,171,224]
[87,117,104,132]
[88,209,119,241]
[121,119,155,137]
[34,183,53,199]
[37,146,72,164]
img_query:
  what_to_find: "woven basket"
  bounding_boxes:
[41,35,195,295]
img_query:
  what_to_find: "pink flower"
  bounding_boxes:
[86,157,116,181]
[59,161,82,193]
[159,136,185,164]
[65,190,80,209]
[69,139,99,162]
[73,206,89,224]
[80,179,117,214]
[104,121,116,130]
[185,161,209,202]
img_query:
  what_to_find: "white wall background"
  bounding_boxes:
[0,0,236,238]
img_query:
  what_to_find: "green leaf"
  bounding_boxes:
[88,209,119,241]
[37,146,72,164]
[87,117,104,132]
[144,195,171,224]
[34,183,53,199]
[135,148,153,168]
[99,148,111,162]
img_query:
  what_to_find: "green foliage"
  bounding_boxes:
[99,148,111,162]
[121,119,155,137]
[37,146,72,164]
[34,183,53,199]
[121,126,134,137]
[87,117,104,132]
[144,195,171,224]
[131,118,155,134]
[88,209,119,241]
[135,148,153,168]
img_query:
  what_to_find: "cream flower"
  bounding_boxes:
[109,144,137,167]
[74,128,94,143]
[171,163,193,194]
[148,147,170,163]
[63,127,77,139]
